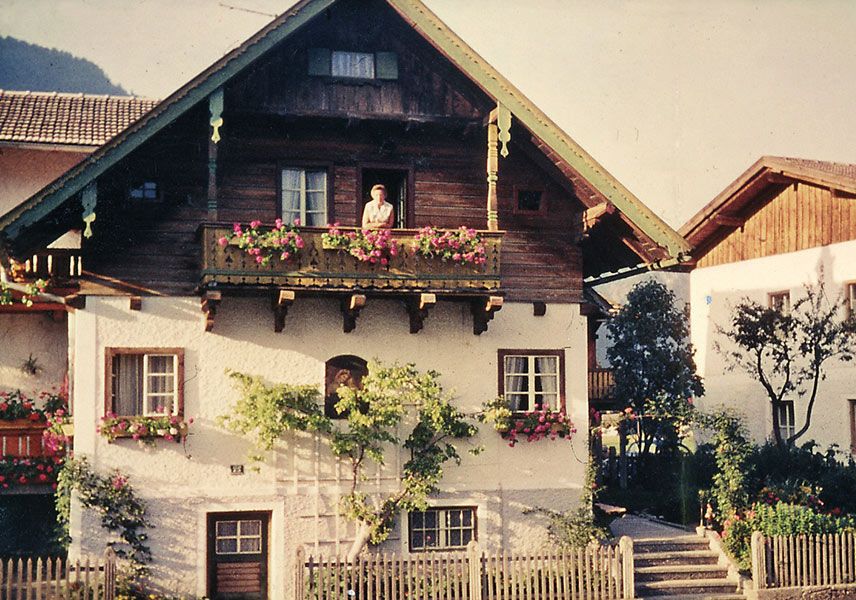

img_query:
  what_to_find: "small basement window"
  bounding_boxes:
[409,507,476,552]
[129,181,158,202]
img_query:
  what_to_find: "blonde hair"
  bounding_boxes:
[370,184,387,194]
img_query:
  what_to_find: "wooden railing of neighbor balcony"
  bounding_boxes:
[752,531,856,590]
[588,368,615,402]
[297,539,635,600]
[0,422,51,458]
[0,552,117,599]
[199,225,503,294]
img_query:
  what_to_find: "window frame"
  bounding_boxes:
[845,282,856,320]
[127,180,162,205]
[276,163,334,226]
[104,347,185,418]
[775,400,796,440]
[768,291,791,313]
[512,186,547,215]
[497,349,566,413]
[407,506,477,553]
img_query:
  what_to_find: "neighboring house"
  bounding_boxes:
[681,156,856,453]
[0,0,688,597]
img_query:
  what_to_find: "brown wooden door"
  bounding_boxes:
[207,511,270,600]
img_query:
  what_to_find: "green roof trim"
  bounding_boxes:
[2,0,688,260]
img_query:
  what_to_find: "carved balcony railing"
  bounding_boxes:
[0,421,52,458]
[588,368,615,403]
[199,225,503,294]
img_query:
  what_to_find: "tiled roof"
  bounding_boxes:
[773,156,856,183]
[0,90,158,146]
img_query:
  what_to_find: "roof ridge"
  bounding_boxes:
[0,89,160,103]
[767,155,856,168]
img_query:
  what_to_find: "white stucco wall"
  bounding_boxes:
[0,312,68,398]
[0,146,89,214]
[69,296,589,597]
[691,239,856,451]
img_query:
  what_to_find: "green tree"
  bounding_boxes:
[220,361,477,559]
[606,280,704,456]
[716,277,856,448]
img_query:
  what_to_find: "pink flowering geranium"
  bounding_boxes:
[500,407,576,447]
[0,456,59,489]
[412,226,487,265]
[322,225,399,265]
[99,413,190,446]
[219,219,304,266]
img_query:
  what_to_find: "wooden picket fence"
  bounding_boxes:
[0,552,116,599]
[297,538,635,600]
[751,531,856,589]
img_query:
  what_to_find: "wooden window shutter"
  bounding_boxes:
[308,48,332,76]
[375,52,399,80]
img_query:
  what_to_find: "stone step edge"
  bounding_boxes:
[636,564,730,575]
[636,550,720,560]
[638,577,742,590]
[637,595,747,600]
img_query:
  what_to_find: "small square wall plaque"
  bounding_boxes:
[230,465,245,476]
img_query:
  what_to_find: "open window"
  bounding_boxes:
[324,355,368,418]
[106,348,184,417]
[361,168,410,229]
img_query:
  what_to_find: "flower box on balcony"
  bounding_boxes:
[0,418,43,430]
[200,224,503,294]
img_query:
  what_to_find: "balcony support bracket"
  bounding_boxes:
[273,289,296,332]
[201,290,222,332]
[406,293,436,334]
[471,295,503,335]
[341,294,366,333]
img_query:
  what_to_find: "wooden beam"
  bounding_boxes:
[574,201,616,241]
[129,296,142,311]
[273,289,295,333]
[471,295,503,335]
[406,293,436,334]
[712,214,743,228]
[533,302,547,317]
[201,290,221,332]
[341,294,366,333]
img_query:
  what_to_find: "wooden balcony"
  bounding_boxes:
[199,225,502,294]
[588,368,615,403]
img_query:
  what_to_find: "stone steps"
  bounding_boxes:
[636,563,730,582]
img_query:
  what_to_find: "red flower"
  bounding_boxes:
[38,474,47,482]
[18,476,27,484]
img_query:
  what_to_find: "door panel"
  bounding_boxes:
[207,511,270,600]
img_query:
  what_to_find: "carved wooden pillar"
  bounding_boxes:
[486,111,499,232]
[81,182,97,239]
[207,88,224,221]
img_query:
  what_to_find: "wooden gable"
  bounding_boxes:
[681,157,856,269]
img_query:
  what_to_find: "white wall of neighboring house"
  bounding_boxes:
[0,313,68,397]
[0,146,89,214]
[69,296,589,597]
[691,238,856,452]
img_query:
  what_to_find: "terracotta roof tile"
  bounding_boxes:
[0,90,158,146]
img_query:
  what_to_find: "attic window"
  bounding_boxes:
[516,190,543,213]
[308,48,398,80]
[129,181,158,202]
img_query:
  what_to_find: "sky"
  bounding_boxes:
[2,0,855,228]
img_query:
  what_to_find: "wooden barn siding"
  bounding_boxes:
[227,0,487,121]
[697,182,856,268]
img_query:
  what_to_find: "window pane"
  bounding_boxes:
[448,530,461,547]
[239,538,261,554]
[507,394,528,412]
[240,520,261,536]
[332,51,375,78]
[410,512,423,528]
[504,356,528,376]
[411,531,423,549]
[424,531,438,547]
[216,539,238,554]
[534,356,557,374]
[424,511,437,528]
[113,354,143,416]
[305,171,326,191]
[217,521,238,536]
[448,510,461,527]
[148,355,174,375]
[462,511,472,527]
[505,375,528,392]
[462,529,473,545]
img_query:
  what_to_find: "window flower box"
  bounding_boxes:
[99,413,191,445]
[480,397,575,447]
[0,456,62,490]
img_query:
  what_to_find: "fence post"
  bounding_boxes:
[295,545,306,600]
[618,536,635,599]
[751,531,767,589]
[103,547,117,600]
[467,540,482,599]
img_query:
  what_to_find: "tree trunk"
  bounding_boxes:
[346,521,373,562]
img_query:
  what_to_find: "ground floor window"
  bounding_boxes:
[498,350,564,412]
[408,507,476,552]
[776,400,795,440]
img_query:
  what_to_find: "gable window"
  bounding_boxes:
[408,507,475,552]
[768,291,790,314]
[281,168,327,226]
[498,350,564,413]
[107,348,183,417]
[775,400,795,440]
[516,189,543,213]
[308,48,398,80]
[129,181,158,202]
[324,355,368,418]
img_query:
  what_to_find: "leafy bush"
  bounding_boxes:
[722,502,856,570]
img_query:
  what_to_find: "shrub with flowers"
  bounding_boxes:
[218,218,304,265]
[0,278,49,307]
[412,226,487,265]
[0,389,65,422]
[480,396,575,447]
[322,225,399,265]
[0,456,62,490]
[43,408,72,454]
[99,412,191,444]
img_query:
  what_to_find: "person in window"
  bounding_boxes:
[361,184,394,229]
